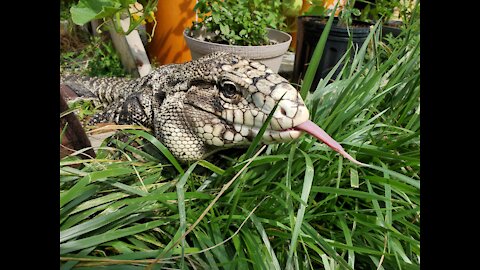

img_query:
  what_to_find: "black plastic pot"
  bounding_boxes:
[381,20,403,39]
[293,16,372,90]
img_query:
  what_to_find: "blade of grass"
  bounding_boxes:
[174,162,198,267]
[366,164,420,189]
[60,167,134,208]
[286,149,314,269]
[159,200,264,264]
[337,208,355,269]
[350,167,359,188]
[198,160,225,175]
[124,130,184,175]
[302,223,353,270]
[60,185,99,218]
[285,143,297,231]
[349,21,381,77]
[250,213,281,270]
[60,219,166,254]
[311,186,396,204]
[60,203,146,243]
[60,122,69,144]
[60,247,96,270]
[300,2,338,98]
[241,229,267,269]
[110,139,160,162]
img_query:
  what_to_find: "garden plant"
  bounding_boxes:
[186,0,286,46]
[70,0,158,37]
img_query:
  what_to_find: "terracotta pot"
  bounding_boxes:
[184,28,292,73]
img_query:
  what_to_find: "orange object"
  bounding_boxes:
[290,31,297,50]
[324,0,346,15]
[290,0,345,50]
[301,0,312,13]
[146,0,197,65]
[301,0,345,15]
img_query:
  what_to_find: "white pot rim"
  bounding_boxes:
[183,28,291,60]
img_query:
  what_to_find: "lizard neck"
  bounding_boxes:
[155,92,207,161]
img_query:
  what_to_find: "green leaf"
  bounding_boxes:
[286,150,314,269]
[350,167,359,188]
[312,186,394,202]
[70,0,123,25]
[367,164,420,189]
[60,203,145,243]
[60,167,134,208]
[198,160,225,175]
[304,5,326,16]
[300,4,337,98]
[352,8,361,16]
[124,130,184,175]
[60,219,166,254]
[118,0,136,7]
[212,13,221,24]
[219,24,230,36]
[250,214,281,270]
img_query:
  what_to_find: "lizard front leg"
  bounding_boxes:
[88,91,157,129]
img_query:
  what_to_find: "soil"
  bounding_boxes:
[309,17,372,29]
[384,20,403,28]
[188,27,275,46]
[60,21,91,53]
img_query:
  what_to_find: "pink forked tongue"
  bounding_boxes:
[295,120,367,166]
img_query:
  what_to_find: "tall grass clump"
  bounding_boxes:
[60,3,420,269]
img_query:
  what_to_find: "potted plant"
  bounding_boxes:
[292,0,372,88]
[183,0,291,73]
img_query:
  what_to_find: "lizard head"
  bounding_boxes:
[178,52,366,165]
[180,52,309,149]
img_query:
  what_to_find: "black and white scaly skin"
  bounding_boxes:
[61,52,310,162]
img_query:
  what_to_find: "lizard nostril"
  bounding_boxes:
[280,107,287,116]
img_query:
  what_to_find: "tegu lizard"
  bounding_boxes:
[61,52,364,165]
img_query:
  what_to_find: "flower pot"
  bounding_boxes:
[146,0,196,65]
[381,20,403,39]
[184,28,292,73]
[292,16,372,90]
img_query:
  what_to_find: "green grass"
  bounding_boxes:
[60,4,420,269]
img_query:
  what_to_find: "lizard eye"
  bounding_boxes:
[220,81,239,98]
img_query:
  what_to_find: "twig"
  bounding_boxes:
[86,124,151,135]
[376,233,388,270]
[59,257,174,266]
[60,144,96,160]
